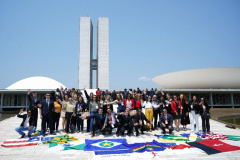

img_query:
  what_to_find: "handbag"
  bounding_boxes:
[130,110,137,116]
[81,112,90,118]
[202,113,210,119]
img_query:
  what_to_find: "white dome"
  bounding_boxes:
[152,67,240,89]
[6,76,67,90]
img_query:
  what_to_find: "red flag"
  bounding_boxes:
[188,139,240,155]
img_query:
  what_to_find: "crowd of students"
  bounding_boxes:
[15,87,211,138]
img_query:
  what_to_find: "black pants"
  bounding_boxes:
[135,124,150,134]
[53,112,60,131]
[87,119,90,132]
[32,109,38,129]
[76,114,84,131]
[153,109,160,129]
[66,112,73,133]
[119,124,133,135]
[42,113,53,134]
[202,117,210,133]
[106,123,120,134]
[92,124,105,136]
[160,124,173,134]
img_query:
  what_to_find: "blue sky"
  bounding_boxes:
[0,0,239,90]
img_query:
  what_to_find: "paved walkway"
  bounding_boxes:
[0,107,240,160]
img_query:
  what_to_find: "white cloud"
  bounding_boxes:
[138,76,151,81]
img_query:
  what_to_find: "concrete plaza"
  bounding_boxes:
[0,106,240,160]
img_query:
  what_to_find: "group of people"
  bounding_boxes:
[15,87,211,138]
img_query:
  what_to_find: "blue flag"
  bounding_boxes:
[28,137,54,142]
[84,139,130,154]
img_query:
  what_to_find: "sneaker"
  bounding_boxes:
[20,134,25,138]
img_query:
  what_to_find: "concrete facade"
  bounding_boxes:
[97,17,109,89]
[79,17,93,89]
[79,17,109,89]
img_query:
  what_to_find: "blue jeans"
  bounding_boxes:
[15,126,36,136]
[90,111,96,131]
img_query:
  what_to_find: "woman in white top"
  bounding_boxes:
[142,96,153,132]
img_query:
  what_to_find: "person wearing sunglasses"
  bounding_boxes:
[102,106,121,135]
[160,108,173,134]
[39,93,56,136]
[15,109,36,138]
[134,109,153,136]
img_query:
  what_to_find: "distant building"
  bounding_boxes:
[152,67,240,108]
[0,76,66,111]
[78,17,109,90]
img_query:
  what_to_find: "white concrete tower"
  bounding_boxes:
[79,17,93,89]
[97,17,109,89]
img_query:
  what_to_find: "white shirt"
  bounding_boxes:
[143,101,153,109]
[24,116,30,127]
[126,100,132,108]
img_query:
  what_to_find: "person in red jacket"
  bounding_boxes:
[124,93,134,109]
[96,88,101,96]
[134,94,142,110]
[171,95,182,132]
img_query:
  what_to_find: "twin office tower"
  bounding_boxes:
[79,17,109,89]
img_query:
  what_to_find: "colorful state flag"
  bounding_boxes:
[170,144,194,149]
[85,139,131,155]
[130,140,173,153]
[1,138,39,147]
[155,134,189,143]
[225,135,240,141]
[48,140,85,151]
[27,137,55,142]
[42,134,78,144]
[180,133,203,141]
[188,139,240,155]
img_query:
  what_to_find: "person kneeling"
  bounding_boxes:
[134,109,153,136]
[160,108,173,134]
[15,109,36,138]
[117,108,133,137]
[102,106,121,135]
[81,107,105,137]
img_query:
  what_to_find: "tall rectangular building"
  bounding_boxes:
[79,17,93,89]
[97,17,109,89]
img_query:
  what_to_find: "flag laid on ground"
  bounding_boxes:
[225,135,240,141]
[1,138,39,147]
[180,133,203,141]
[47,140,85,151]
[170,144,194,149]
[155,134,189,143]
[28,137,54,142]
[128,140,175,153]
[42,134,78,144]
[85,139,131,155]
[188,139,240,155]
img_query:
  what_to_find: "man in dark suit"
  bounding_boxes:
[27,89,40,129]
[134,109,153,136]
[117,108,133,137]
[15,109,36,138]
[160,108,173,134]
[40,93,56,136]
[82,107,106,137]
[102,106,121,134]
